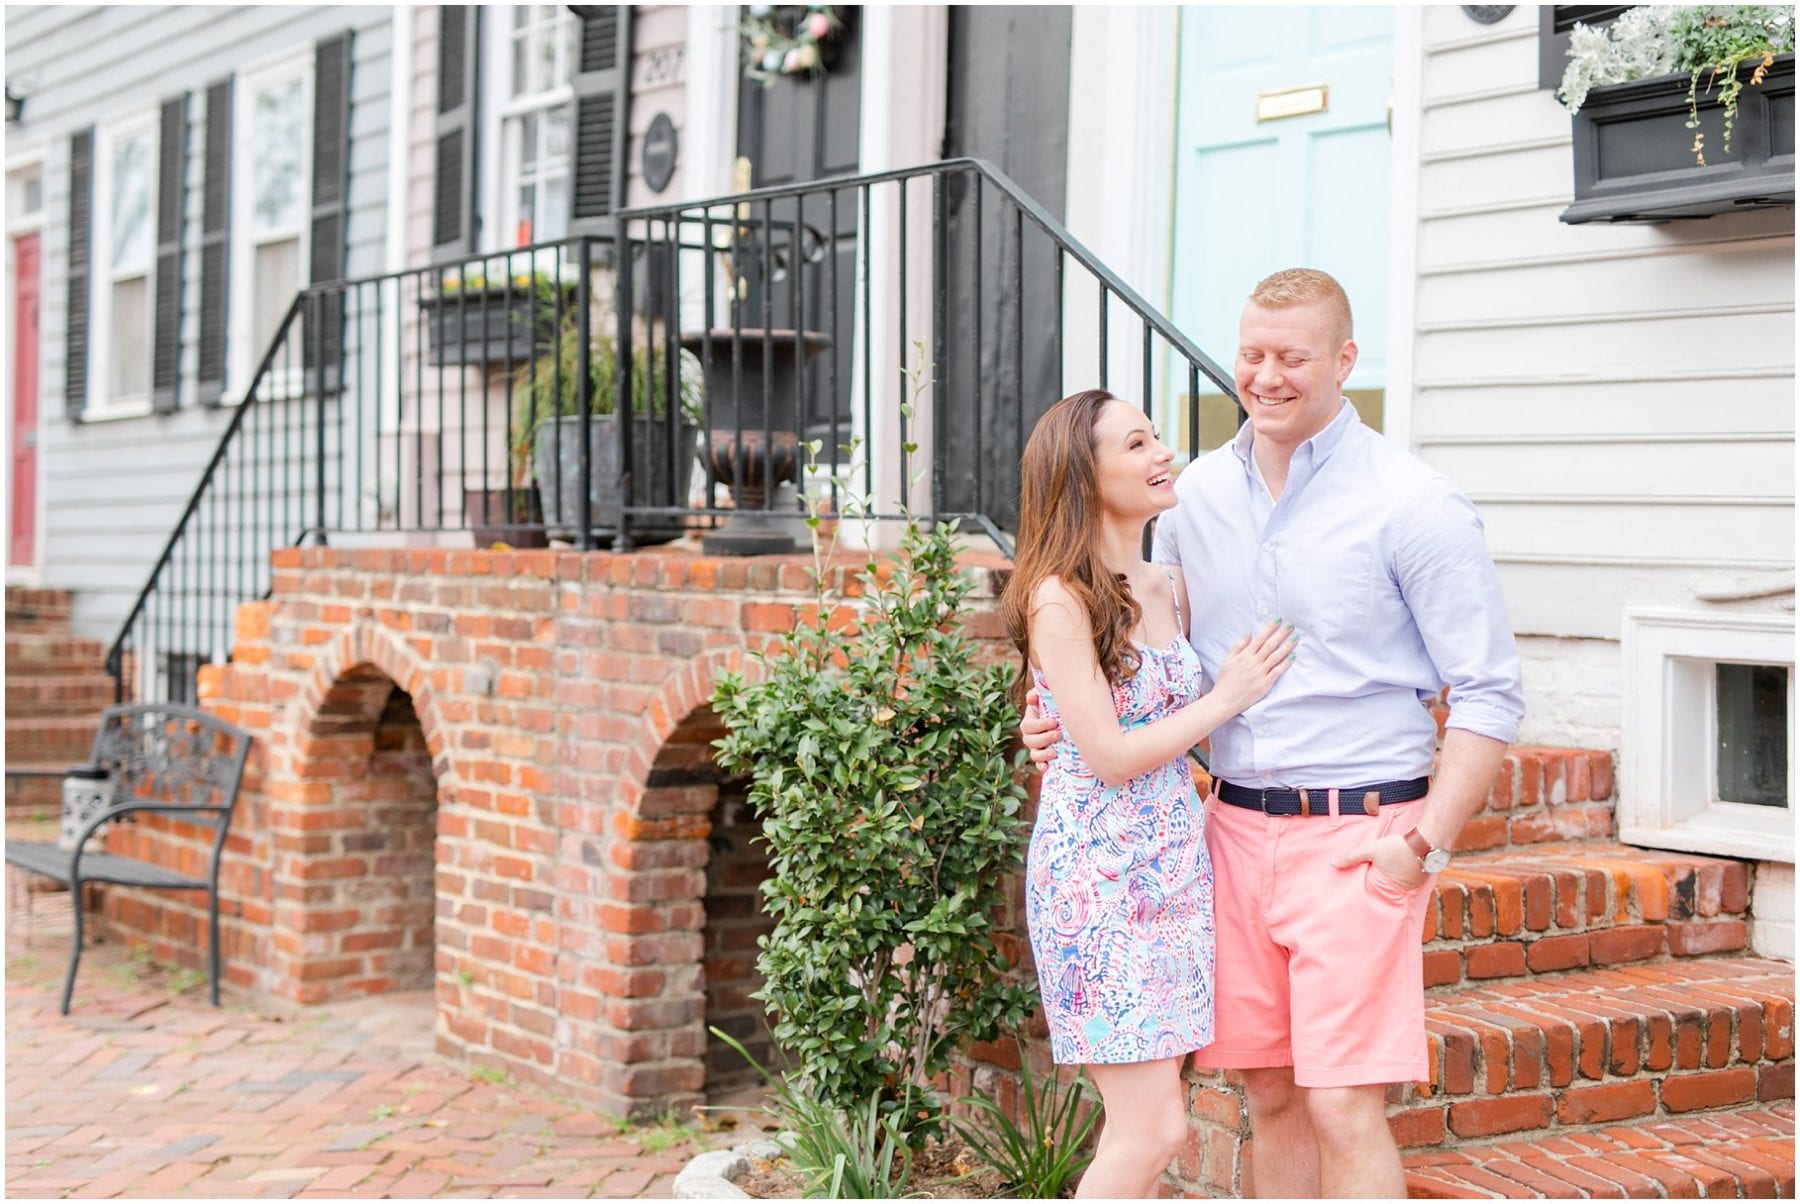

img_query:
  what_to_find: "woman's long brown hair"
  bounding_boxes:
[999,389,1143,707]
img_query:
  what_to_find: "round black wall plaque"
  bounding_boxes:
[642,111,678,195]
[1460,5,1515,23]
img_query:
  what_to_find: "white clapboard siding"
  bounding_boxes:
[1411,6,1794,641]
[11,4,394,640]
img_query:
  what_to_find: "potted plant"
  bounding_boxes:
[420,268,577,368]
[510,312,705,545]
[1556,5,1794,224]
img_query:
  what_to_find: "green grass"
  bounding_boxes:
[370,1103,396,1121]
[468,1064,511,1085]
[168,968,207,995]
[631,1110,700,1154]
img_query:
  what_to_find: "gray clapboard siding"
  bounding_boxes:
[1414,6,1794,640]
[8,4,395,640]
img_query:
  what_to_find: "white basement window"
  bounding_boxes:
[1621,608,1795,862]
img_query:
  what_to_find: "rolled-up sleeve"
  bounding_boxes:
[1388,476,1524,745]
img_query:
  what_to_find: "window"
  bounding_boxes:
[1621,609,1795,862]
[7,163,44,229]
[88,115,157,414]
[230,54,311,397]
[488,6,577,249]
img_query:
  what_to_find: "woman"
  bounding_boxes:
[999,390,1294,1198]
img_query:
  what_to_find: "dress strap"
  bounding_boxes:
[1163,568,1184,633]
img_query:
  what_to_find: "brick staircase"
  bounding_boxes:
[5,588,110,818]
[1386,747,1796,1198]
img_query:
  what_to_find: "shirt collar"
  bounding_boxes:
[1229,397,1359,469]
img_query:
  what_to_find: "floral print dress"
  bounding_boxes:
[1025,575,1215,1065]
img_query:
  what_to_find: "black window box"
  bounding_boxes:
[1561,54,1794,224]
[418,284,574,369]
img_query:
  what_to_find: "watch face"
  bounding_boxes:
[1423,848,1452,873]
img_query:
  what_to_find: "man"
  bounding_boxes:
[1021,268,1524,1198]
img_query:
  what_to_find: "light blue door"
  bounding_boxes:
[1168,6,1392,450]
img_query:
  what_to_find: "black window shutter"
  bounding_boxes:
[196,77,232,405]
[64,128,95,422]
[151,92,190,413]
[570,6,631,238]
[307,30,354,388]
[432,5,481,260]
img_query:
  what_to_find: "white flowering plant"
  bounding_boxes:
[1558,5,1796,164]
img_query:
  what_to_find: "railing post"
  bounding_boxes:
[612,231,635,553]
[312,291,328,546]
[931,169,947,526]
[577,237,597,551]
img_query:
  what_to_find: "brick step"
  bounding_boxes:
[1453,747,1619,854]
[1404,1104,1794,1197]
[3,633,108,673]
[1394,957,1793,1147]
[5,673,116,716]
[4,588,73,631]
[1422,844,1752,987]
[4,717,99,764]
[4,770,66,817]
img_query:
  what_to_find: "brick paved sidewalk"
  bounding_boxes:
[7,895,765,1200]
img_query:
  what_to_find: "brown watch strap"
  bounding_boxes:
[1402,827,1433,861]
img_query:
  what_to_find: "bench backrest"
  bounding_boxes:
[89,704,252,834]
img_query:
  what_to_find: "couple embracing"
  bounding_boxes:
[999,269,1525,1198]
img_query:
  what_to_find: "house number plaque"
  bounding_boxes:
[1256,84,1329,122]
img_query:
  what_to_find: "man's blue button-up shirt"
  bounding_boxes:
[1152,400,1524,787]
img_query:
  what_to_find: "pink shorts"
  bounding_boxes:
[1192,792,1436,1088]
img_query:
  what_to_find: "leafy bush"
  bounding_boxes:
[953,1055,1101,1200]
[711,347,1034,1139]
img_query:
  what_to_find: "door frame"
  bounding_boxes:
[7,140,48,585]
[1114,5,1421,455]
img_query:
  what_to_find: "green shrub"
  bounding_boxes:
[711,346,1034,1139]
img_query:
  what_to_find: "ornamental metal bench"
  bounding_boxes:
[3,704,251,1014]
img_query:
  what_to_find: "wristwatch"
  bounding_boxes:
[1403,827,1452,873]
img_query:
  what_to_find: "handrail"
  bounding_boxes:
[617,156,1237,399]
[105,295,307,700]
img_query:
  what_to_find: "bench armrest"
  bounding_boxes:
[66,802,230,883]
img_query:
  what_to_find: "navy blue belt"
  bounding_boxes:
[1216,776,1430,817]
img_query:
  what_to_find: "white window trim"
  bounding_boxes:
[478,6,576,259]
[1620,607,1796,863]
[86,111,159,421]
[226,49,314,406]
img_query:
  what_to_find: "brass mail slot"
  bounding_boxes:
[1256,84,1328,122]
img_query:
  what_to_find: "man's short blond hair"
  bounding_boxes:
[1249,268,1353,346]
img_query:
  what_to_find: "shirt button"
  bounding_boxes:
[1261,542,1273,552]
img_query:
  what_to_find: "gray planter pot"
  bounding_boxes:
[530,414,699,544]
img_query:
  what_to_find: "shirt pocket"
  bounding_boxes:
[1278,551,1374,645]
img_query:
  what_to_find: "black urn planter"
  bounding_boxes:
[677,328,831,556]
[419,285,574,368]
[1562,54,1794,225]
[530,415,699,545]
[462,486,548,549]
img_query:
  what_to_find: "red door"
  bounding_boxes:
[10,232,40,568]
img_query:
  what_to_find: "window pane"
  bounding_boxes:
[110,130,154,274]
[519,112,539,171]
[545,102,571,164]
[512,31,530,99]
[541,174,568,242]
[110,276,150,398]
[516,183,536,247]
[252,78,305,235]
[1716,663,1789,807]
[253,237,301,355]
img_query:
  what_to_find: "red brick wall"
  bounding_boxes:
[95,545,1618,1156]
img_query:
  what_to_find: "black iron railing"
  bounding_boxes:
[610,157,1236,552]
[107,160,1238,705]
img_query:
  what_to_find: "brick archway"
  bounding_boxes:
[264,623,453,1005]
